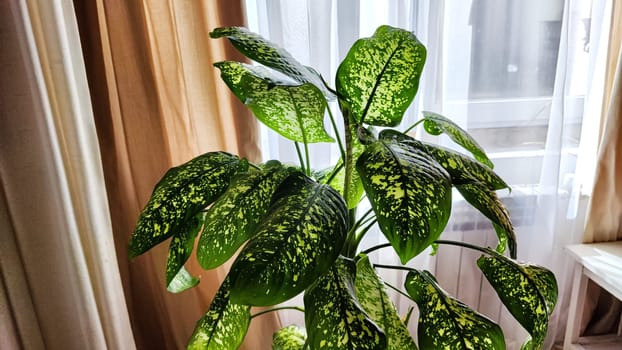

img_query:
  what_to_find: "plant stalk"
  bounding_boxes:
[250,306,304,319]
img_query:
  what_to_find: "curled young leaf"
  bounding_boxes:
[304,257,387,350]
[357,139,452,263]
[129,152,247,257]
[421,111,494,168]
[229,173,348,306]
[477,254,558,349]
[337,25,426,126]
[405,269,506,350]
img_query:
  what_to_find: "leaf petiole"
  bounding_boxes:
[250,306,305,319]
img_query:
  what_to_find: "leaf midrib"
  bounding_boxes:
[360,42,402,125]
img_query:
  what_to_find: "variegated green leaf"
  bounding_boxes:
[210,26,331,97]
[167,266,199,294]
[188,276,251,350]
[421,111,494,168]
[273,325,307,350]
[166,212,205,292]
[304,257,386,349]
[197,162,292,269]
[456,183,516,258]
[356,139,452,263]
[405,269,506,350]
[336,25,426,126]
[380,129,507,190]
[129,152,247,257]
[215,61,333,144]
[477,254,558,350]
[229,173,348,306]
[355,255,417,349]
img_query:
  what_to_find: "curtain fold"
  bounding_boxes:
[74,0,276,349]
[1,0,134,348]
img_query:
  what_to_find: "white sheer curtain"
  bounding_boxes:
[244,0,610,348]
[0,1,134,348]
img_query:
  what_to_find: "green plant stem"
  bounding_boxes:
[303,141,311,176]
[403,306,415,325]
[353,208,374,230]
[342,110,355,204]
[250,306,304,319]
[403,118,426,134]
[374,263,414,273]
[326,103,346,161]
[294,142,307,174]
[434,239,493,255]
[385,281,414,302]
[324,162,344,184]
[361,242,392,256]
[354,218,378,246]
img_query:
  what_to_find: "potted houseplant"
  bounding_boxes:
[129,25,558,349]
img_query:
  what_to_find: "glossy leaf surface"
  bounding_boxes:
[336,25,426,126]
[272,325,307,350]
[380,130,507,190]
[304,257,386,349]
[421,111,494,168]
[405,270,506,350]
[129,152,247,257]
[355,255,417,349]
[357,139,452,263]
[197,163,292,269]
[165,212,205,292]
[478,254,558,350]
[188,277,250,350]
[210,27,330,97]
[215,61,333,143]
[229,173,348,306]
[456,183,516,258]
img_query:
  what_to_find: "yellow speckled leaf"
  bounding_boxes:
[356,138,452,263]
[304,257,386,350]
[456,183,516,258]
[405,270,506,350]
[421,111,494,168]
[215,61,334,144]
[272,325,307,350]
[336,25,426,126]
[197,162,292,270]
[188,276,250,350]
[228,173,348,306]
[129,152,247,257]
[380,129,507,190]
[355,255,417,349]
[210,26,331,97]
[166,212,205,293]
[477,254,558,350]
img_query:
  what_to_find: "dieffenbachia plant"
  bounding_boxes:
[129,25,558,349]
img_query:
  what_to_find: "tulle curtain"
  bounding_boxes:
[244,0,612,348]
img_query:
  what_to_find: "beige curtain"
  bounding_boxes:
[579,0,622,337]
[1,0,134,349]
[74,0,278,349]
[583,0,622,243]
